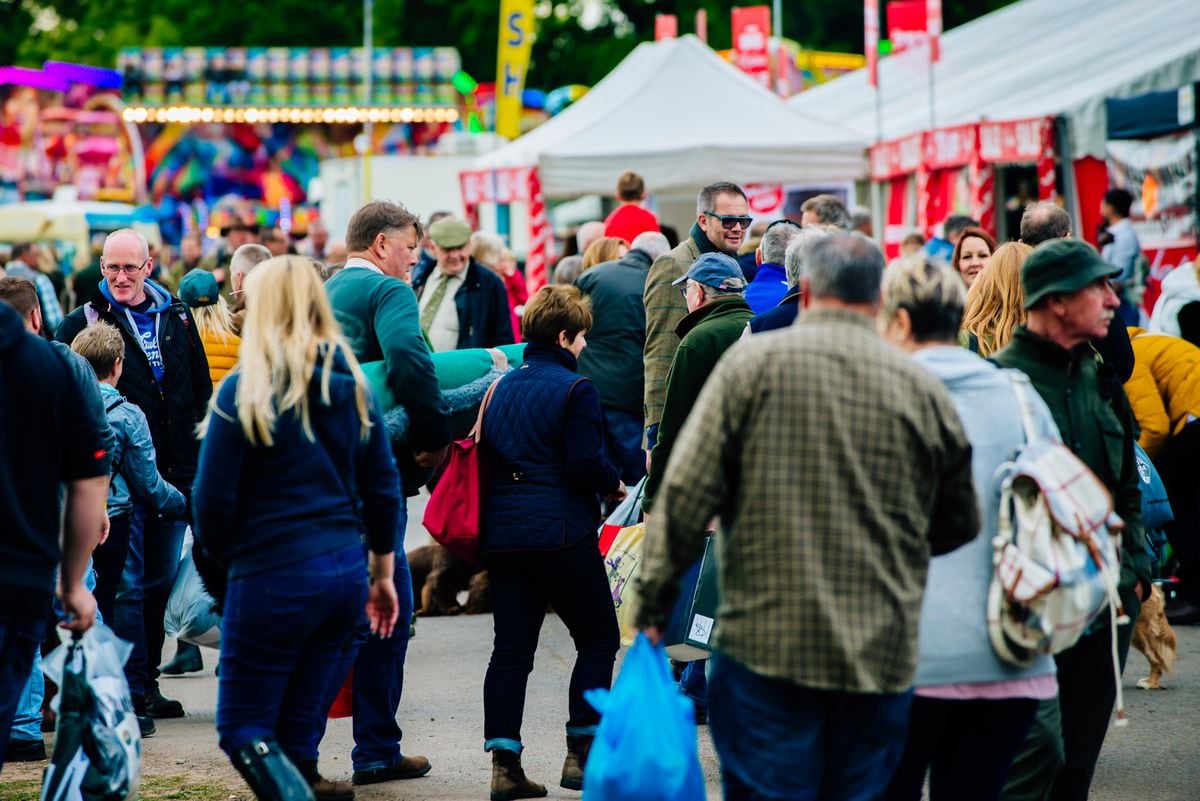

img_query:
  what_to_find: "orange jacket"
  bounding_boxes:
[201,330,241,389]
[1124,327,1200,458]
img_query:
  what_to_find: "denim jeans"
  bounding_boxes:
[94,513,133,624]
[346,551,414,771]
[707,652,912,801]
[114,505,149,698]
[216,544,366,765]
[141,511,188,688]
[482,536,620,753]
[885,696,1039,801]
[602,407,647,485]
[0,614,47,770]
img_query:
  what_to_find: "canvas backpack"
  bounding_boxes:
[987,373,1131,720]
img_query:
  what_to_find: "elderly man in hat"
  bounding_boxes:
[410,217,513,352]
[993,238,1150,801]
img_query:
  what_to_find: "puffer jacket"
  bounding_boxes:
[201,329,241,388]
[56,279,211,490]
[1124,326,1200,459]
[480,343,620,553]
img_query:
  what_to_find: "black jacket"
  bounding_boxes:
[575,248,653,415]
[56,281,211,490]
[411,259,514,350]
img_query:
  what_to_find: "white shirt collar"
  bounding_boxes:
[344,256,383,275]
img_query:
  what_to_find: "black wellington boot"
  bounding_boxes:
[231,739,315,801]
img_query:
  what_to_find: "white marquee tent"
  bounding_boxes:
[788,0,1200,160]
[474,34,867,197]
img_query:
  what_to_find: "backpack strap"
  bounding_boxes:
[83,302,99,327]
[1005,372,1041,445]
[105,398,125,413]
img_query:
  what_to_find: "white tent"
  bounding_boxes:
[475,35,867,197]
[788,0,1200,159]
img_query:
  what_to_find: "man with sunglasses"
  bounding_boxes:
[56,229,211,724]
[643,181,749,454]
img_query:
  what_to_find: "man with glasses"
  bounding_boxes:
[643,181,749,454]
[56,228,211,724]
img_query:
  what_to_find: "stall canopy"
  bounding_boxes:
[788,0,1200,161]
[474,34,866,197]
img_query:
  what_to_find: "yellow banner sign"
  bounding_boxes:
[496,0,534,140]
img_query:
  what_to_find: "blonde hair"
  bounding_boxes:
[191,295,239,344]
[881,254,966,344]
[71,321,124,380]
[581,237,627,270]
[961,242,1032,356]
[470,231,505,268]
[199,255,373,446]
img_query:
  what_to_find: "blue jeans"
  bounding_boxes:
[115,506,185,696]
[708,652,912,801]
[347,549,414,771]
[482,536,620,753]
[216,544,366,764]
[602,407,647,485]
[0,614,47,770]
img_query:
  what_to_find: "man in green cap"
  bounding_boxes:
[993,238,1150,801]
[410,217,513,352]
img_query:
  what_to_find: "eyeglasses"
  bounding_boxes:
[102,261,148,276]
[703,211,754,231]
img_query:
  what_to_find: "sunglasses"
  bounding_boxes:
[703,211,753,231]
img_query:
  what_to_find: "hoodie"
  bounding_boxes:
[1148,262,1200,339]
[100,278,173,386]
[910,346,1059,687]
[192,349,402,578]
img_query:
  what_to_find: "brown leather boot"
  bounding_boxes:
[296,759,354,801]
[560,735,592,790]
[490,749,547,801]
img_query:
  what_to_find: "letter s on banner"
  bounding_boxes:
[496,0,535,140]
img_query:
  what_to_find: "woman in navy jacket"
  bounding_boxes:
[192,256,402,801]
[480,284,625,800]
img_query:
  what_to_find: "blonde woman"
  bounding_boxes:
[178,268,242,388]
[960,242,1033,356]
[580,236,628,271]
[192,255,402,801]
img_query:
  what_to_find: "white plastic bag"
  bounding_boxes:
[164,539,221,648]
[40,624,141,801]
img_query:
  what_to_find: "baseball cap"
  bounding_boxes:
[671,252,747,291]
[429,217,472,249]
[179,268,220,308]
[1022,239,1121,309]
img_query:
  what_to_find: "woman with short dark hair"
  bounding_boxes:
[479,284,626,800]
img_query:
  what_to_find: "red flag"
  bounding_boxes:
[927,0,942,62]
[865,0,880,87]
[655,14,677,41]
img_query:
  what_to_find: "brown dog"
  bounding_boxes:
[407,543,491,616]
[1131,584,1177,690]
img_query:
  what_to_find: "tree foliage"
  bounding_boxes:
[12,0,1017,91]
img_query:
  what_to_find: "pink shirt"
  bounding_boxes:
[916,673,1058,701]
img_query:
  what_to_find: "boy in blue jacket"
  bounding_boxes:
[72,322,186,735]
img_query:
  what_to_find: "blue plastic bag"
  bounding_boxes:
[583,635,705,801]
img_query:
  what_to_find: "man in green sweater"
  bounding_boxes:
[325,200,451,789]
[993,239,1150,801]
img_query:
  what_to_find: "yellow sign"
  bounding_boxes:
[496,0,535,140]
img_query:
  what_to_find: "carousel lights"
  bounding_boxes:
[120,106,456,125]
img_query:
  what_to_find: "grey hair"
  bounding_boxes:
[696,181,746,215]
[630,231,670,261]
[784,226,834,287]
[760,222,802,266]
[554,255,584,285]
[230,243,273,277]
[689,278,745,300]
[575,222,605,256]
[804,233,885,304]
[1019,202,1071,246]
[103,228,150,261]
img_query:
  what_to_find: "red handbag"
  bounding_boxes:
[422,379,500,565]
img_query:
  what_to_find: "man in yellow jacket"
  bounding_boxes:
[1125,326,1200,622]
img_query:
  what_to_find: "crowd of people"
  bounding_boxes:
[1,170,1197,801]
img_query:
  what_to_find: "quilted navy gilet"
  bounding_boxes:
[481,343,598,552]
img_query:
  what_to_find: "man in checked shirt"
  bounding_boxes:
[636,233,979,801]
